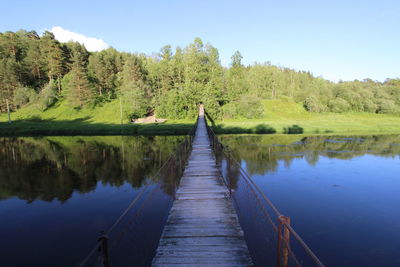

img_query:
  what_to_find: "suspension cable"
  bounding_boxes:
[204,115,325,267]
[78,117,198,267]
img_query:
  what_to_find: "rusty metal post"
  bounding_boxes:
[276,218,282,267]
[282,216,291,267]
[98,231,110,267]
[277,215,291,267]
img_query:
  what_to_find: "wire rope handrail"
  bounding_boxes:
[204,113,325,267]
[78,116,199,267]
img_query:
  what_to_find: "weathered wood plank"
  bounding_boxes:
[152,106,253,266]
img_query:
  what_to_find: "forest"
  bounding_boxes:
[1,29,400,121]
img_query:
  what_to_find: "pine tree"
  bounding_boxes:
[66,48,93,107]
[40,31,64,92]
[91,48,122,98]
[119,55,150,119]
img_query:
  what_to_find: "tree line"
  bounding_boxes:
[1,29,399,120]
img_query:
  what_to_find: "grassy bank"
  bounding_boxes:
[211,100,400,134]
[1,98,399,136]
[0,100,194,136]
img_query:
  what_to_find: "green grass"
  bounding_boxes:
[0,99,194,136]
[2,98,400,136]
[214,99,400,134]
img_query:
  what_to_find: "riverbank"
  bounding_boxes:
[1,99,399,136]
[209,99,400,134]
[0,99,195,136]
[211,113,400,134]
[0,120,194,136]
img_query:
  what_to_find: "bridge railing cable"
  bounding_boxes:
[204,114,325,267]
[77,116,198,267]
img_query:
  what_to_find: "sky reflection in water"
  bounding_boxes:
[220,134,400,267]
[0,136,184,267]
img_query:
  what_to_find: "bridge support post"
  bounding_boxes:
[98,231,110,267]
[277,215,291,267]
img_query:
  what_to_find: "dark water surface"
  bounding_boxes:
[0,136,185,267]
[2,134,400,266]
[219,134,400,267]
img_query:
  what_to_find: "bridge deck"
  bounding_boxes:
[152,107,252,266]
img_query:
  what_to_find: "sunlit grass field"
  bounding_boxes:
[214,99,400,134]
[1,98,399,136]
[0,99,194,136]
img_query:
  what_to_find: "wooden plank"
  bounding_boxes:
[152,107,253,266]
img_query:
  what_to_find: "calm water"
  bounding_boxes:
[0,136,185,267]
[220,134,400,267]
[2,135,400,266]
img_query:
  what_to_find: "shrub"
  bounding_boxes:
[376,99,398,114]
[38,81,58,110]
[253,124,276,134]
[222,103,237,119]
[202,99,221,119]
[362,98,378,113]
[13,86,38,108]
[237,95,264,119]
[284,125,304,134]
[304,95,327,113]
[328,97,351,113]
[156,89,189,119]
[121,81,149,120]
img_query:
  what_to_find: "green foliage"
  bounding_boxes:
[283,125,304,134]
[87,48,121,98]
[236,96,264,119]
[362,98,378,113]
[0,29,399,123]
[328,97,351,113]
[253,124,276,134]
[376,99,398,114]
[304,95,326,112]
[119,55,151,119]
[121,80,149,119]
[13,86,37,107]
[221,103,237,119]
[156,89,195,119]
[37,81,58,110]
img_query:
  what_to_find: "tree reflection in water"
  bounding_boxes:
[219,134,400,175]
[0,136,185,203]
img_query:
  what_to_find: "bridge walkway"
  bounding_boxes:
[152,106,253,266]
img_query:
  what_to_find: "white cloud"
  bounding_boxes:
[50,26,109,52]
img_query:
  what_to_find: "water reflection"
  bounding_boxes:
[0,136,185,203]
[219,134,400,267]
[220,134,400,175]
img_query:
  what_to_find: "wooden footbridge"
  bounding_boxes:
[79,105,325,267]
[152,105,253,266]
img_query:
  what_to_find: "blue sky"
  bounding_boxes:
[1,0,399,82]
